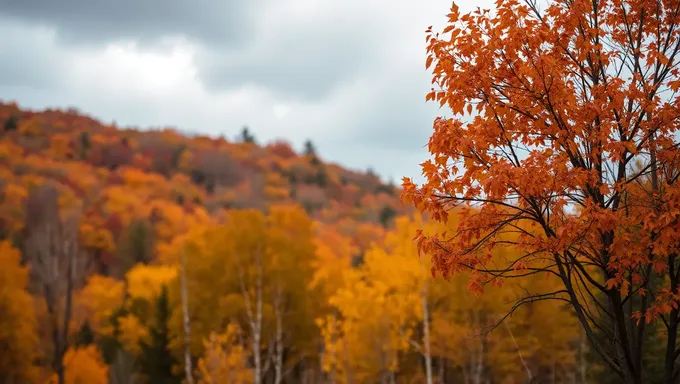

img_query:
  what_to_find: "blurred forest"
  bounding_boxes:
[0,102,594,383]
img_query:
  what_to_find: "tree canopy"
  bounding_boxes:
[402,0,680,383]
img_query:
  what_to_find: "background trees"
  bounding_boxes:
[0,240,38,383]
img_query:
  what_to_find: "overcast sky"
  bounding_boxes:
[0,0,493,183]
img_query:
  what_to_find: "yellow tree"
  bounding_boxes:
[119,264,177,355]
[265,204,319,384]
[424,214,579,383]
[0,240,39,383]
[322,267,417,383]
[72,274,125,339]
[361,214,435,383]
[45,345,109,384]
[197,322,253,384]
[162,206,320,384]
[319,223,425,383]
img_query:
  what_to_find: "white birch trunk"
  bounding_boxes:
[180,246,194,383]
[422,282,434,384]
[236,246,264,384]
[505,320,532,382]
[274,285,284,384]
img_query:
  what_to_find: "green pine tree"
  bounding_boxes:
[74,321,95,347]
[240,126,255,144]
[378,205,397,228]
[137,285,180,384]
[303,139,316,157]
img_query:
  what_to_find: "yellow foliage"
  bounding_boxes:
[74,275,124,338]
[148,200,212,244]
[119,264,178,356]
[47,133,73,160]
[197,323,253,384]
[0,182,28,233]
[263,185,289,202]
[0,141,24,162]
[121,167,167,190]
[45,345,109,384]
[117,314,149,356]
[18,116,42,136]
[126,264,178,303]
[320,213,580,382]
[79,222,116,253]
[310,223,355,296]
[0,241,39,383]
[102,185,144,225]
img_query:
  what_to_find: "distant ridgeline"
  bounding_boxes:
[0,100,405,260]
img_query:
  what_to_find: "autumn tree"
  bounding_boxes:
[0,241,38,383]
[189,150,244,191]
[265,204,319,384]
[197,322,253,384]
[24,184,86,384]
[45,345,109,384]
[402,1,680,383]
[137,285,181,384]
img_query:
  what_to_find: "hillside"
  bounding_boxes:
[0,101,407,274]
[0,101,584,384]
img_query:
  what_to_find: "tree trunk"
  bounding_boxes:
[274,285,284,384]
[180,247,194,383]
[471,310,484,384]
[422,282,434,384]
[438,356,445,384]
[24,187,83,384]
[505,320,532,383]
[342,337,355,384]
[251,259,264,384]
[236,246,264,384]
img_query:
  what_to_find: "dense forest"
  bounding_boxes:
[0,100,591,383]
[5,0,680,383]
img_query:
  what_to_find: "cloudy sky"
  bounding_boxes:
[0,0,493,183]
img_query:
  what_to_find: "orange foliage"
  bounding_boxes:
[403,0,680,380]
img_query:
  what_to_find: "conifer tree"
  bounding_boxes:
[137,285,180,384]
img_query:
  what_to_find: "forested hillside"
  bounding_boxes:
[0,101,586,383]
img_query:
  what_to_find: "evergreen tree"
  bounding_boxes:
[378,205,397,228]
[3,115,18,132]
[74,321,95,347]
[240,126,255,144]
[116,219,155,278]
[303,139,316,157]
[137,285,180,384]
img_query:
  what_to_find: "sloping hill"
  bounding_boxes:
[0,101,409,274]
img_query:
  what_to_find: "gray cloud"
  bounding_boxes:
[197,27,381,101]
[0,0,384,100]
[0,0,488,183]
[343,80,439,152]
[0,0,261,48]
